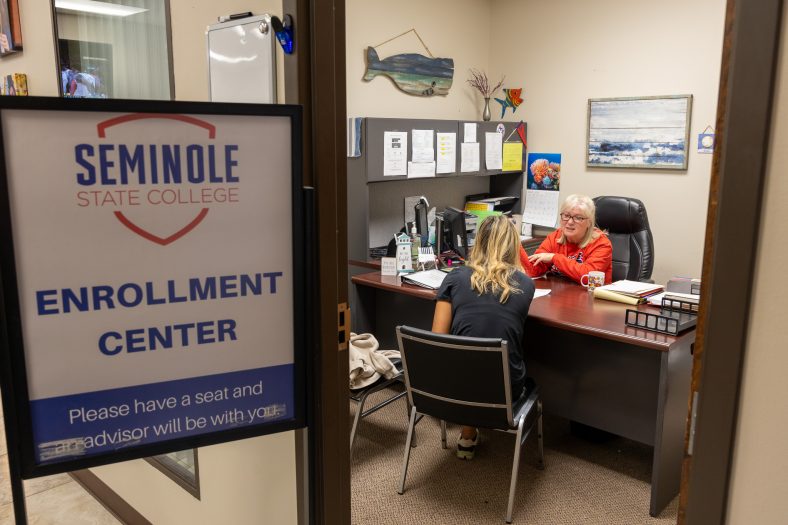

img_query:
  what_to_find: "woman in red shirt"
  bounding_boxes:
[519,194,613,284]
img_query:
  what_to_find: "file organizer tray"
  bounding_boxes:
[625,309,697,335]
[660,296,699,314]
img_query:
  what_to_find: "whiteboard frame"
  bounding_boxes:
[206,14,277,103]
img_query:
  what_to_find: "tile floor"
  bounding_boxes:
[0,398,120,524]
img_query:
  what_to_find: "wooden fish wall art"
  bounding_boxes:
[495,88,523,118]
[363,47,454,97]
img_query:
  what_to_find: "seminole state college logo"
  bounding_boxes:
[74,113,240,245]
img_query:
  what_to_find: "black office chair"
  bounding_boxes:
[593,196,655,282]
[395,326,544,524]
[349,358,407,452]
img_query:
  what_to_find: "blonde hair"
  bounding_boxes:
[557,194,601,248]
[467,215,523,303]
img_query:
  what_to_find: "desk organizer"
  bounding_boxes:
[625,308,697,335]
[660,296,699,314]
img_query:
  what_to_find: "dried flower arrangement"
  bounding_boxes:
[466,69,504,98]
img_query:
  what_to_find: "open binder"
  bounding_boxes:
[401,269,447,290]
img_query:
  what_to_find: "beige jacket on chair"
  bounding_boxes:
[349,332,401,390]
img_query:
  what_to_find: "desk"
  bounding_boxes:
[351,272,693,517]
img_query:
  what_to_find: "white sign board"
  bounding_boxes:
[0,100,305,475]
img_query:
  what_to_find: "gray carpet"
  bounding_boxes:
[351,387,678,524]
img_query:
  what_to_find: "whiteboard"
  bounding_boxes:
[207,14,277,103]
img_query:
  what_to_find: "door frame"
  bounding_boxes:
[282,0,788,522]
[282,1,350,524]
[679,0,784,523]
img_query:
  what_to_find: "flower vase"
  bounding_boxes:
[482,97,491,121]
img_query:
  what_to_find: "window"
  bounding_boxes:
[52,0,173,99]
[52,0,190,492]
[146,449,201,499]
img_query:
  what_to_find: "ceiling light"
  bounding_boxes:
[55,0,148,17]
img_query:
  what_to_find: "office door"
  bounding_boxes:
[677,0,784,523]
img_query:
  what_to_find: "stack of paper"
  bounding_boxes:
[465,201,494,213]
[593,280,664,305]
[598,280,664,297]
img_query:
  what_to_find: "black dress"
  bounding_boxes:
[435,266,535,398]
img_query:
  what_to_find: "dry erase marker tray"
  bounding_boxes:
[625,308,697,335]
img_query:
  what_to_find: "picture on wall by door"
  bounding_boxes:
[587,95,692,169]
[0,0,20,56]
[7,0,21,49]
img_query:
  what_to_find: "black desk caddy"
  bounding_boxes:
[625,296,699,336]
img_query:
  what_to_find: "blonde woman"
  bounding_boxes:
[432,214,535,460]
[519,194,612,284]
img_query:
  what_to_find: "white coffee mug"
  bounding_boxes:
[581,270,605,290]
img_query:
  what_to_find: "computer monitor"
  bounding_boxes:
[414,198,429,242]
[442,207,469,259]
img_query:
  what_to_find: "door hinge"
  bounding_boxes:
[687,391,699,455]
[338,302,350,350]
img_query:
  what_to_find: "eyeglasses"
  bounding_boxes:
[559,212,587,223]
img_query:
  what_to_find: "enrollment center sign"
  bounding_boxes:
[0,99,305,476]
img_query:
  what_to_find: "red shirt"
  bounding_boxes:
[519,229,613,285]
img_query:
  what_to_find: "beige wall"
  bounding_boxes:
[489,0,725,284]
[170,0,285,102]
[16,0,285,101]
[93,432,298,524]
[726,5,788,523]
[0,0,58,95]
[346,0,492,120]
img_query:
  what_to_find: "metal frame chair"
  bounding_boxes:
[349,358,407,452]
[395,326,544,523]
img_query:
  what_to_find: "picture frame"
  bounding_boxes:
[587,95,692,170]
[0,0,21,56]
[7,0,21,49]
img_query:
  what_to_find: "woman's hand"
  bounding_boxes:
[528,252,555,266]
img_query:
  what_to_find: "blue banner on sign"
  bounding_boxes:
[30,364,294,465]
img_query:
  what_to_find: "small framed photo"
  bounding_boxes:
[587,95,692,170]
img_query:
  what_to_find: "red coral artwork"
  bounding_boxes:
[527,153,561,190]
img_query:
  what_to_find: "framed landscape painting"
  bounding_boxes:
[587,95,692,169]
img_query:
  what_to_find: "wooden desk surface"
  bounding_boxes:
[351,272,693,351]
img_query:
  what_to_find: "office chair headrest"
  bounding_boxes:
[593,196,650,234]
